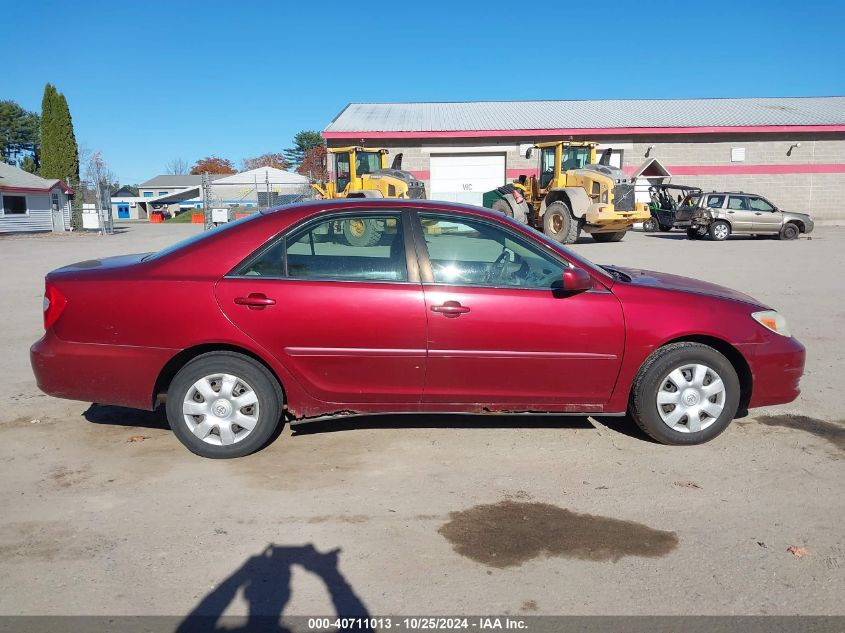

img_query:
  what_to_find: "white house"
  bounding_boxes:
[0,162,73,233]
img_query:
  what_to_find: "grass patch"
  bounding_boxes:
[165,211,201,223]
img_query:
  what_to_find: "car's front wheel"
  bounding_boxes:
[166,351,283,458]
[779,223,800,240]
[709,221,731,241]
[629,342,740,445]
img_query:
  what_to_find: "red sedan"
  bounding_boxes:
[31,200,804,458]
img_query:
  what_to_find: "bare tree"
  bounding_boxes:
[164,157,190,175]
[84,150,116,190]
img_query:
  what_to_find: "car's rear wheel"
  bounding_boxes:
[779,223,800,241]
[166,352,283,458]
[629,342,740,445]
[709,221,731,241]
[642,217,657,232]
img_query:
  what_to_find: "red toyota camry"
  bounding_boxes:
[31,200,805,458]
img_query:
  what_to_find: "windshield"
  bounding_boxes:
[143,213,262,261]
[355,152,382,175]
[562,147,591,170]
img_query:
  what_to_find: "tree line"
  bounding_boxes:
[2,86,330,224]
[166,130,327,181]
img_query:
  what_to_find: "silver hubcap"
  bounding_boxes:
[182,373,259,446]
[714,224,728,239]
[656,363,725,433]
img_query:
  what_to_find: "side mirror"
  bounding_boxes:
[562,267,592,292]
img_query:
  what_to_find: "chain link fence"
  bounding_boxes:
[200,174,315,229]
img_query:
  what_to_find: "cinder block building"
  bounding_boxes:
[322,97,845,221]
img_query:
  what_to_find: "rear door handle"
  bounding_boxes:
[234,293,276,310]
[431,301,470,318]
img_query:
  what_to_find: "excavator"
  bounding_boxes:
[483,141,651,243]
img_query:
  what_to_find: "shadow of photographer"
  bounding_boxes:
[177,544,373,633]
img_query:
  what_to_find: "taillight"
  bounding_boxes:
[43,282,67,330]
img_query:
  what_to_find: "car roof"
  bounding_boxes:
[705,191,764,195]
[261,197,506,220]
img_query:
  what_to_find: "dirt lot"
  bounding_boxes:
[1,222,843,618]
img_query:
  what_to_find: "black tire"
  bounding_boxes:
[779,223,800,241]
[629,342,740,445]
[591,231,626,243]
[491,199,513,218]
[343,218,383,247]
[642,217,657,232]
[686,227,703,240]
[708,220,731,241]
[658,223,673,232]
[543,201,581,244]
[165,351,283,458]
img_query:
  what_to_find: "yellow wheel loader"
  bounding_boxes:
[484,141,651,244]
[310,147,426,247]
[311,146,426,200]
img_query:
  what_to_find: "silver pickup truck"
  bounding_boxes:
[674,191,814,241]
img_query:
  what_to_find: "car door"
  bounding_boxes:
[413,212,625,407]
[747,195,781,233]
[215,211,427,404]
[725,195,754,232]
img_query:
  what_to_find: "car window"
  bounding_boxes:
[728,196,749,210]
[748,197,774,212]
[238,215,408,282]
[706,194,725,208]
[418,214,567,289]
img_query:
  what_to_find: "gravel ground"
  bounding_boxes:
[0,222,843,619]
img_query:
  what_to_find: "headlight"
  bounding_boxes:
[751,310,791,337]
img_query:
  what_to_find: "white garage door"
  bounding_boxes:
[429,154,506,206]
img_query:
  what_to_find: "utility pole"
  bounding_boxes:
[202,171,212,230]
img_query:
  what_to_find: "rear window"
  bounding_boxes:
[144,213,262,261]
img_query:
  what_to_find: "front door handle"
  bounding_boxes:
[727,210,735,214]
[431,301,470,318]
[234,293,276,310]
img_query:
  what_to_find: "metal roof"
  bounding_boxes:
[324,97,845,135]
[0,162,67,191]
[211,167,309,185]
[139,174,226,188]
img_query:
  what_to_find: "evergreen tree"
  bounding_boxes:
[0,100,40,168]
[283,130,324,168]
[40,84,81,227]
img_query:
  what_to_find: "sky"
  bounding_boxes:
[6,0,845,184]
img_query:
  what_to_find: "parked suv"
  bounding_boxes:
[674,191,814,241]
